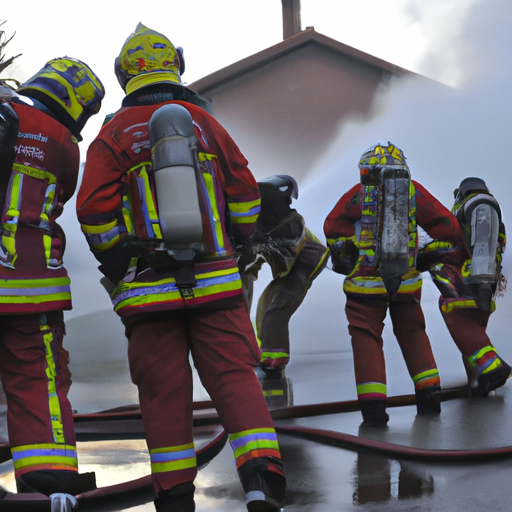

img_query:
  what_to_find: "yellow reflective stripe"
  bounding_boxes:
[122,198,135,236]
[441,299,478,313]
[139,166,159,223]
[228,198,261,224]
[413,368,440,383]
[127,162,163,239]
[12,443,78,471]
[81,219,122,251]
[3,172,21,265]
[43,234,51,266]
[0,277,70,289]
[150,443,196,474]
[12,163,56,184]
[356,382,387,396]
[468,345,497,364]
[40,323,64,444]
[229,428,279,459]
[198,152,216,162]
[6,172,22,218]
[0,277,71,304]
[114,290,181,310]
[261,351,289,360]
[202,171,225,253]
[81,219,118,234]
[0,293,71,305]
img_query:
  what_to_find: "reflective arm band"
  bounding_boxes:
[81,219,124,251]
[228,198,261,224]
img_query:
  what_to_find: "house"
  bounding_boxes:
[189,15,423,182]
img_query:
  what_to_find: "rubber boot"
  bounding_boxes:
[477,360,511,396]
[154,482,196,512]
[360,400,389,427]
[16,470,96,496]
[256,366,293,409]
[238,457,286,512]
[415,386,442,415]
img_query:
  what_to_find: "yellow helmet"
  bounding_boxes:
[358,141,409,184]
[18,57,105,139]
[115,23,185,95]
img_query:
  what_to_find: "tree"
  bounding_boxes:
[0,20,21,80]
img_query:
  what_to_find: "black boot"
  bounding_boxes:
[415,386,442,415]
[154,482,196,512]
[360,400,389,427]
[477,361,511,396]
[238,457,286,512]
[16,469,96,496]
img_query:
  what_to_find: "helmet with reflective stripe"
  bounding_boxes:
[18,57,105,139]
[115,23,185,95]
[358,141,409,184]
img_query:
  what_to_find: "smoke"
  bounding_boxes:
[279,0,512,383]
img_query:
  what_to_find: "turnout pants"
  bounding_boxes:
[0,312,78,479]
[345,295,440,402]
[124,296,281,494]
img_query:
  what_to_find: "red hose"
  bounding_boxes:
[275,424,512,462]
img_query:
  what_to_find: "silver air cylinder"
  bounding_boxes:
[378,167,411,294]
[464,194,500,283]
[148,104,204,257]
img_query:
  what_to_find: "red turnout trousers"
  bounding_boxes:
[123,295,277,493]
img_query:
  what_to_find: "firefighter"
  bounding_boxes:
[418,177,510,395]
[0,58,104,496]
[239,174,329,407]
[76,24,286,512]
[323,142,468,426]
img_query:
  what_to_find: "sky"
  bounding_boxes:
[1,0,512,349]
[2,0,488,150]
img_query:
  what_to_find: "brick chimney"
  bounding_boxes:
[282,0,301,39]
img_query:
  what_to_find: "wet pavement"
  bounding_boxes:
[1,272,512,510]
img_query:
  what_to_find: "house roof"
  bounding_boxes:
[189,27,418,94]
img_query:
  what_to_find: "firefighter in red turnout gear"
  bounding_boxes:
[418,177,510,395]
[324,142,468,426]
[0,58,104,496]
[76,24,286,512]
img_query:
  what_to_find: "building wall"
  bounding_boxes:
[193,43,392,183]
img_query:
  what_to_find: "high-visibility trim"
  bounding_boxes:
[150,443,197,474]
[1,172,23,267]
[468,345,501,375]
[229,428,281,469]
[201,167,225,255]
[343,273,422,295]
[12,163,56,184]
[307,247,330,287]
[0,276,71,305]
[81,219,124,251]
[112,265,243,312]
[228,198,261,224]
[441,298,478,313]
[261,350,289,361]
[326,235,357,246]
[12,444,78,475]
[40,320,65,444]
[356,382,387,400]
[122,197,136,236]
[412,368,441,390]
[137,165,162,239]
